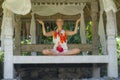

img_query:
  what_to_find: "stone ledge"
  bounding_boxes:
[13,55,109,64]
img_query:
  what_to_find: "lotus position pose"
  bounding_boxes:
[37,18,81,55]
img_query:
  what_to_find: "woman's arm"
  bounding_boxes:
[66,19,81,36]
[37,19,54,37]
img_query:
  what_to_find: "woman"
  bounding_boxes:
[37,18,81,55]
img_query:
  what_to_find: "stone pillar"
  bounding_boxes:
[91,0,100,78]
[3,8,14,79]
[26,21,30,39]
[98,0,107,55]
[92,64,100,78]
[80,3,87,55]
[30,13,37,56]
[91,0,99,55]
[106,10,118,77]
[14,15,21,55]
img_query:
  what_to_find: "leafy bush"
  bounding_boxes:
[0,51,3,62]
[116,37,120,76]
[0,51,3,79]
[116,37,120,62]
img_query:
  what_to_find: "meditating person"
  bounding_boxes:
[37,18,81,55]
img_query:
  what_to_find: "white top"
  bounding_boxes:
[53,29,68,52]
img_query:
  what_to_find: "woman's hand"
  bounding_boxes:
[66,18,81,36]
[37,19,53,37]
[76,18,81,25]
[37,19,44,25]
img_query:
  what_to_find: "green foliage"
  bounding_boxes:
[116,37,120,65]
[20,39,31,55]
[116,38,120,57]
[21,39,31,44]
[86,21,92,44]
[0,51,4,79]
[0,51,4,62]
[116,37,120,76]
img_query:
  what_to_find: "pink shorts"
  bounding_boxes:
[51,49,68,54]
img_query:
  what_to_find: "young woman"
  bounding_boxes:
[37,18,81,55]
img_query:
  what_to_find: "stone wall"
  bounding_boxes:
[15,64,107,80]
[17,68,92,80]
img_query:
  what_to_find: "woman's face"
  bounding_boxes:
[56,19,63,27]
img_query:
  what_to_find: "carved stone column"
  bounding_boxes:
[14,15,21,55]
[91,0,100,78]
[91,0,99,55]
[3,8,14,79]
[106,10,118,77]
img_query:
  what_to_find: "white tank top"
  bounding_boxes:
[53,29,68,52]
